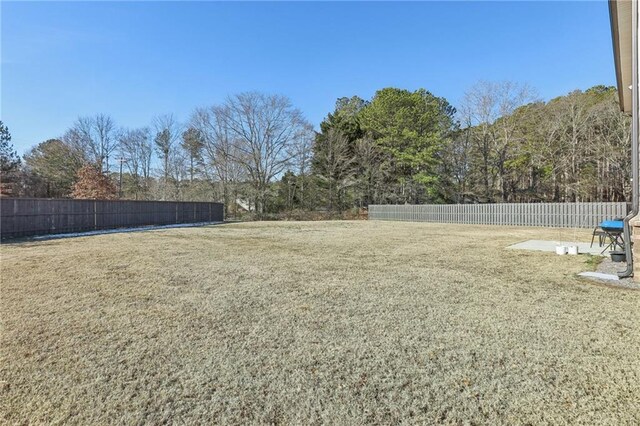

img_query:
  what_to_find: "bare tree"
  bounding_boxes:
[153,114,181,198]
[460,82,498,201]
[547,91,591,201]
[587,98,632,201]
[291,123,315,209]
[94,114,117,172]
[167,148,188,200]
[66,114,117,172]
[118,127,152,198]
[443,127,472,203]
[461,81,537,201]
[313,128,356,211]
[353,133,387,206]
[213,92,310,214]
[490,82,538,201]
[191,106,247,215]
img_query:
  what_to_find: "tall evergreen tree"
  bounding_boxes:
[0,121,20,174]
[359,88,456,203]
[23,139,86,197]
[181,127,204,182]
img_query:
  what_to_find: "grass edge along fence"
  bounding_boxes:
[368,202,630,229]
[0,198,224,239]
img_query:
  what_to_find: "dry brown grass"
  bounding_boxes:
[2,221,639,424]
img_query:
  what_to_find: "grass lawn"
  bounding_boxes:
[2,221,639,424]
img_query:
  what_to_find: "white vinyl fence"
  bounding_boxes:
[368,202,630,229]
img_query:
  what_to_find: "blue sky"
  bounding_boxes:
[3,1,616,154]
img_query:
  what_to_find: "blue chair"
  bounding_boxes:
[591,219,625,254]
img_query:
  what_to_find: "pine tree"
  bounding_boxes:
[0,121,20,173]
[0,121,22,196]
[181,127,204,182]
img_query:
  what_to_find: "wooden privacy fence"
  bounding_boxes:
[368,202,630,229]
[0,198,224,239]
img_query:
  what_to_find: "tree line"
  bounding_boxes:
[0,82,631,218]
[311,83,631,211]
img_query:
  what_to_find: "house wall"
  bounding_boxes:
[634,219,640,281]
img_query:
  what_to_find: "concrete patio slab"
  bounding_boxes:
[578,272,619,281]
[506,240,604,256]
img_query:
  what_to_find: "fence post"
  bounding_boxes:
[175,203,178,223]
[94,201,97,230]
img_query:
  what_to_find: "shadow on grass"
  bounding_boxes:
[0,221,227,246]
